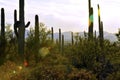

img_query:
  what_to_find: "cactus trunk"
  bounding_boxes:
[0,8,5,65]
[100,21,104,47]
[62,34,64,53]
[0,8,5,55]
[71,32,74,45]
[1,8,5,52]
[51,27,54,42]
[88,0,93,39]
[59,28,61,52]
[18,0,25,55]
[35,15,39,63]
[98,5,104,48]
[35,15,39,44]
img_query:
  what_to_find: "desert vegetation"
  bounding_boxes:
[0,0,120,80]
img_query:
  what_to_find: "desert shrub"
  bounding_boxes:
[106,71,120,80]
[68,68,97,80]
[26,65,67,80]
[0,61,28,80]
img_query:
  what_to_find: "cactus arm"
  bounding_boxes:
[25,21,30,28]
[14,21,21,38]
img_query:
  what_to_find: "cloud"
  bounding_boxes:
[0,0,120,33]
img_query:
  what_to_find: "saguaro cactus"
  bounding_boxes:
[0,8,5,54]
[34,15,39,63]
[71,32,74,45]
[59,28,61,52]
[51,27,54,42]
[14,10,19,38]
[35,15,39,44]
[98,4,104,47]
[62,34,64,53]
[100,21,104,47]
[14,10,17,23]
[16,0,30,55]
[1,8,5,40]
[88,0,94,39]
[98,4,101,37]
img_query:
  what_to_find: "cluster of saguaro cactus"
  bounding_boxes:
[13,0,30,56]
[0,8,5,55]
[57,28,64,53]
[88,0,94,39]
[98,4,104,48]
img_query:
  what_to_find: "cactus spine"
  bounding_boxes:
[51,27,54,42]
[88,0,94,39]
[0,8,5,55]
[59,28,61,52]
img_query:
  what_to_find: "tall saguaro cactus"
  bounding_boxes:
[88,0,94,39]
[71,32,74,45]
[0,8,5,55]
[16,0,30,56]
[35,15,39,44]
[1,8,5,40]
[62,34,64,53]
[98,4,104,48]
[100,21,104,47]
[51,27,54,42]
[59,28,61,52]
[18,0,25,55]
[34,15,39,63]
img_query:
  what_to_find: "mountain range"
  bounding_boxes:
[53,31,118,42]
[25,30,118,42]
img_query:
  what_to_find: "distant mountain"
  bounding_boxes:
[103,32,117,42]
[25,30,118,42]
[53,31,118,42]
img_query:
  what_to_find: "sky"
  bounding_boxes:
[0,0,120,33]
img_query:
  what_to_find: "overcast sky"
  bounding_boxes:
[0,0,120,33]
